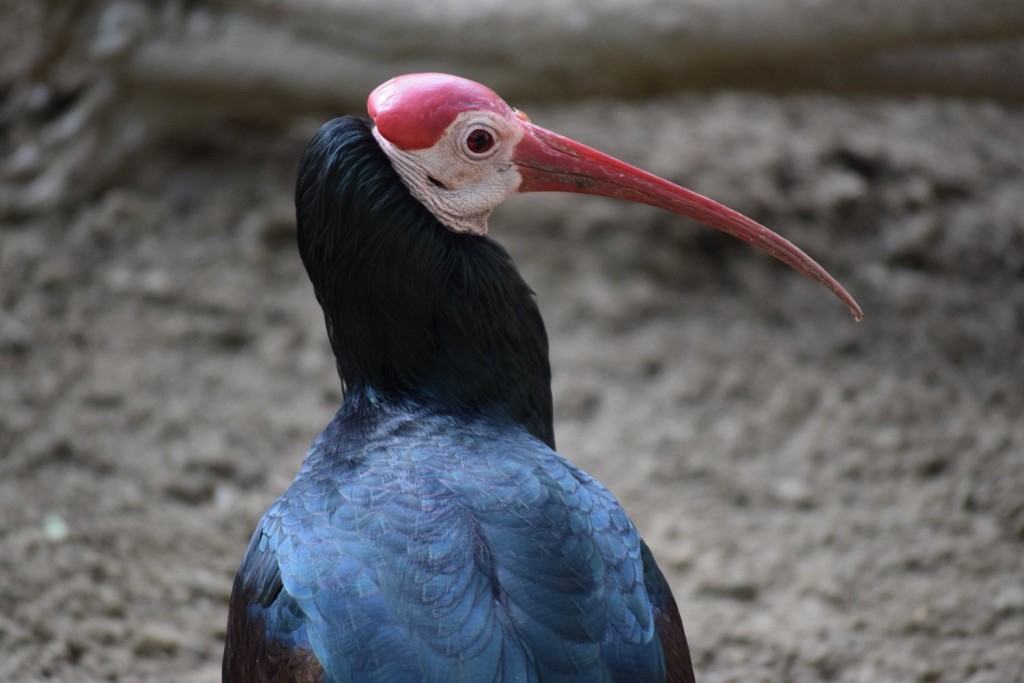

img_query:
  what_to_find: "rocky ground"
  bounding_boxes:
[2,92,1023,682]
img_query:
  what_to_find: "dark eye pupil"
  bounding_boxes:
[466,129,495,154]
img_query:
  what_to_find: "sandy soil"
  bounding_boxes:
[2,93,1023,682]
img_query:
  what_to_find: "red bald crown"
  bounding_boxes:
[368,73,514,151]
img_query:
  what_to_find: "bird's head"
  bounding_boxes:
[369,72,862,320]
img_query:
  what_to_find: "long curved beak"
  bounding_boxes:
[513,122,863,321]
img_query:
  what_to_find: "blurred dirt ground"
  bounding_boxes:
[2,90,1024,682]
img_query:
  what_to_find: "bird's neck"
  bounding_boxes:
[296,117,555,448]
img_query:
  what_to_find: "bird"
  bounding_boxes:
[222,72,861,683]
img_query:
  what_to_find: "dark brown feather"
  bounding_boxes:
[655,592,695,683]
[222,554,325,683]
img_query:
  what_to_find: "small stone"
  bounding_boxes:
[83,370,127,408]
[42,513,69,542]
[872,426,902,450]
[813,169,868,210]
[164,476,215,504]
[105,265,134,292]
[698,575,760,602]
[213,484,235,511]
[772,478,817,508]
[658,536,697,571]
[133,625,182,658]
[993,583,1024,615]
[964,672,1006,683]
[139,269,174,301]
[0,310,31,352]
[905,605,933,633]
[884,214,939,265]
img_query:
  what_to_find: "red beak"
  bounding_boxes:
[513,122,863,321]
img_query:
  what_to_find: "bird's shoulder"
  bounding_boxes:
[234,410,667,681]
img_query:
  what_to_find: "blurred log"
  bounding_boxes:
[123,0,1024,109]
[753,41,1024,102]
[3,0,1024,218]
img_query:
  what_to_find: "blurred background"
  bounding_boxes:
[2,2,1024,681]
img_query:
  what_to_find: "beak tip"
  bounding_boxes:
[842,294,864,322]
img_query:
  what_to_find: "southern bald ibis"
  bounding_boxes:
[223,73,860,683]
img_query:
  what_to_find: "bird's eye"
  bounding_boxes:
[465,129,495,155]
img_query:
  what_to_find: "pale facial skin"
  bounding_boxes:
[373,110,527,235]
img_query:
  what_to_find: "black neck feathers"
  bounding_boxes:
[295,117,554,448]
